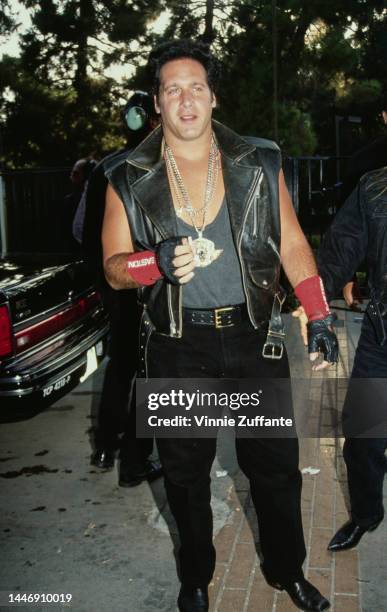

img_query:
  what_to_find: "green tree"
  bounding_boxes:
[217,0,386,154]
[1,54,126,167]
[2,0,387,166]
[1,0,164,167]
[0,0,18,37]
[139,0,386,155]
[337,11,387,141]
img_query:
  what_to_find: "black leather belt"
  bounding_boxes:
[183,303,248,328]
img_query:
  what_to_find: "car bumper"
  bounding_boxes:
[0,323,109,405]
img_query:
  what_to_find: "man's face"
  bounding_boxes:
[154,58,216,142]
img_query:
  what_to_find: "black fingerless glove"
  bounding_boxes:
[307,314,339,364]
[155,236,188,285]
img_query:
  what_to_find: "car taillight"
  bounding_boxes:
[0,305,13,357]
[14,291,101,354]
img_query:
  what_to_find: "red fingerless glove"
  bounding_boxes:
[294,275,330,321]
[126,251,163,286]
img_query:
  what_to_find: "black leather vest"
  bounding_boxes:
[107,120,282,337]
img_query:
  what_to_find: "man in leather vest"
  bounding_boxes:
[101,39,338,612]
[317,167,387,553]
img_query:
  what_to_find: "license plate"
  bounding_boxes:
[79,345,98,383]
[42,373,72,398]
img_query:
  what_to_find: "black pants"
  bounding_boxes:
[95,290,152,469]
[147,320,306,586]
[342,313,387,526]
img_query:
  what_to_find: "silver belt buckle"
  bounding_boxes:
[262,331,285,360]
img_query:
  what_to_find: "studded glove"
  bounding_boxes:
[155,236,188,285]
[307,314,339,364]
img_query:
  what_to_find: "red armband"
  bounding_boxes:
[294,275,330,321]
[126,251,163,286]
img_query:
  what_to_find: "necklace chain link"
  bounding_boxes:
[164,135,220,234]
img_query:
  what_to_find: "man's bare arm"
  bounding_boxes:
[102,184,140,290]
[278,169,317,287]
[102,183,195,289]
[278,170,338,369]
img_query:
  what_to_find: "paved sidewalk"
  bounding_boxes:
[1,303,385,612]
[208,438,358,612]
[207,304,386,612]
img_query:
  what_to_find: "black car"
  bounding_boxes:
[0,254,109,416]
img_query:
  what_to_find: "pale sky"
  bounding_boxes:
[1,0,30,57]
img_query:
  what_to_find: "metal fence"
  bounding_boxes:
[0,167,72,254]
[284,155,348,242]
[0,157,348,255]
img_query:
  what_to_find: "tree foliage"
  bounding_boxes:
[139,0,386,155]
[212,0,386,154]
[1,0,386,166]
[0,0,18,37]
[1,0,163,167]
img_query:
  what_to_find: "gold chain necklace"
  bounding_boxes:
[164,136,223,267]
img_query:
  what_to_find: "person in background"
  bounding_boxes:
[340,103,387,306]
[62,158,96,253]
[294,165,387,552]
[317,167,387,552]
[340,105,387,203]
[78,92,162,487]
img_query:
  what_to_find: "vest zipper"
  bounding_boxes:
[252,172,264,237]
[138,306,153,379]
[267,235,281,260]
[126,161,183,337]
[252,196,258,237]
[167,284,182,337]
[142,320,152,379]
[253,172,263,238]
[238,168,264,329]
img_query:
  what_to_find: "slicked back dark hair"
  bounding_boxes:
[147,39,221,98]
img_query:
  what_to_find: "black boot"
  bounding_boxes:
[262,567,330,611]
[118,459,163,487]
[327,518,382,552]
[177,585,209,612]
